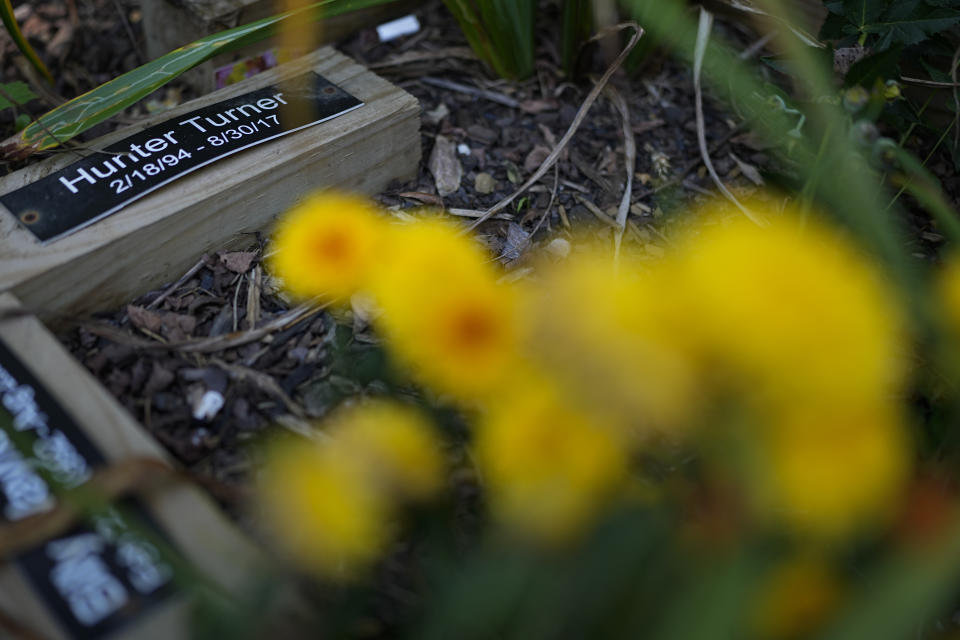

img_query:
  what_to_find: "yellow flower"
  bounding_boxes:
[938,254,960,334]
[666,212,905,410]
[750,402,910,539]
[269,191,385,304]
[369,219,518,401]
[475,380,628,544]
[526,246,702,436]
[258,439,390,578]
[327,400,444,502]
[752,554,844,639]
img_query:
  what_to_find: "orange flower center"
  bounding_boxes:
[310,229,352,265]
[450,304,498,353]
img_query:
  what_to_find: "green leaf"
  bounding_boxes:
[441,0,536,80]
[819,11,858,42]
[0,0,53,83]
[416,541,537,640]
[507,509,669,640]
[561,0,593,76]
[0,0,398,159]
[0,80,38,110]
[842,0,888,28]
[819,520,960,640]
[824,0,960,50]
[649,551,766,640]
[844,44,902,86]
[868,4,960,50]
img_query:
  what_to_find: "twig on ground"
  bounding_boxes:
[447,208,513,220]
[682,179,714,197]
[420,76,520,108]
[231,274,243,333]
[560,179,591,193]
[901,76,960,89]
[531,164,561,236]
[693,9,765,226]
[211,358,308,419]
[576,194,619,227]
[466,22,644,231]
[572,152,618,196]
[369,47,477,69]
[146,255,209,309]
[85,303,324,353]
[246,266,261,330]
[739,32,775,60]
[606,85,636,266]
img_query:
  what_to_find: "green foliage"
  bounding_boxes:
[561,0,594,76]
[843,43,902,86]
[0,81,38,132]
[0,0,52,83]
[821,0,960,49]
[441,0,536,80]
[0,80,37,111]
[0,0,400,158]
[820,522,960,640]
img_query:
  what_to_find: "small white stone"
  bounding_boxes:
[192,390,225,421]
[424,103,450,125]
[457,143,472,156]
[545,237,571,259]
[377,14,420,42]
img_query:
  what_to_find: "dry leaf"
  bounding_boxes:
[519,99,558,114]
[524,145,551,173]
[500,222,531,262]
[398,191,445,207]
[429,135,462,197]
[219,250,257,273]
[127,305,197,342]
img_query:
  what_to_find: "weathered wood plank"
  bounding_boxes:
[0,47,421,324]
[0,292,264,639]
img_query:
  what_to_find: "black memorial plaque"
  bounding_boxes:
[0,340,176,639]
[0,72,362,243]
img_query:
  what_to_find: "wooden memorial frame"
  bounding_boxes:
[0,293,266,639]
[0,48,420,638]
[0,47,421,324]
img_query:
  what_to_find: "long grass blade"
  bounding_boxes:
[561,0,593,76]
[442,0,535,80]
[0,0,53,84]
[0,0,397,160]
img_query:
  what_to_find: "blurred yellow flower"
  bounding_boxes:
[938,254,960,335]
[752,554,843,639]
[258,440,390,578]
[370,220,518,401]
[666,213,905,410]
[328,400,445,502]
[751,403,910,539]
[526,246,701,436]
[475,380,628,544]
[269,191,385,304]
